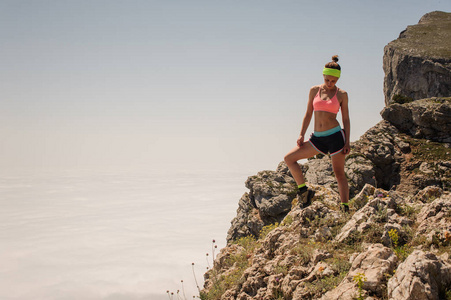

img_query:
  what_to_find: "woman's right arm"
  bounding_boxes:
[297,86,316,147]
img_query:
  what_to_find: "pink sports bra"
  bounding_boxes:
[313,86,340,114]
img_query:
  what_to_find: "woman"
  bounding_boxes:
[284,55,351,212]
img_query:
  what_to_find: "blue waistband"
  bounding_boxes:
[313,125,342,137]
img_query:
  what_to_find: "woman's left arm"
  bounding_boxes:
[340,91,351,155]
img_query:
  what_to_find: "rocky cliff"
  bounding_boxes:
[225,98,450,247]
[200,11,451,300]
[383,11,451,106]
[203,184,450,300]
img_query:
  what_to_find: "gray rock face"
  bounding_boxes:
[334,190,398,244]
[226,157,377,243]
[304,155,376,197]
[226,193,265,243]
[226,166,297,243]
[352,121,403,191]
[381,98,451,143]
[352,117,451,194]
[204,177,451,299]
[321,244,398,299]
[245,169,297,219]
[388,250,451,300]
[345,155,377,196]
[415,192,451,245]
[383,11,451,106]
[304,156,336,188]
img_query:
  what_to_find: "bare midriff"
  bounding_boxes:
[314,111,340,132]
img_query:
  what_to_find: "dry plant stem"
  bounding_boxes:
[212,239,216,264]
[167,291,174,300]
[181,280,187,300]
[206,253,211,269]
[192,263,201,293]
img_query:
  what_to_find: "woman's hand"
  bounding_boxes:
[297,135,305,147]
[343,142,351,155]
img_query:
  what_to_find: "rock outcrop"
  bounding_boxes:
[227,97,451,243]
[381,97,451,143]
[204,185,450,300]
[226,168,297,242]
[351,117,450,195]
[226,159,377,243]
[387,250,451,300]
[199,11,451,300]
[321,244,398,300]
[383,11,451,106]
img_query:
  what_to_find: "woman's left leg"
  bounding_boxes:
[331,152,349,204]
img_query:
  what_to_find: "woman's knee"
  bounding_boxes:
[332,154,346,180]
[284,151,300,166]
[334,170,347,182]
[284,153,294,165]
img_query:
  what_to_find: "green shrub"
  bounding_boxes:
[305,274,346,297]
[353,273,367,300]
[399,204,417,218]
[282,215,294,227]
[290,242,314,265]
[389,228,413,261]
[327,257,352,275]
[233,235,257,252]
[259,222,279,239]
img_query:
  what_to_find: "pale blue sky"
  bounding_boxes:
[1,0,450,173]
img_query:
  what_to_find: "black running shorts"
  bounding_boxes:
[308,129,346,156]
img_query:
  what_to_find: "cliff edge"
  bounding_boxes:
[383,11,451,106]
[201,11,451,300]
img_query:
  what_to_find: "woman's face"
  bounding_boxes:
[323,75,339,89]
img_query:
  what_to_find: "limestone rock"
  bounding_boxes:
[349,244,398,296]
[227,193,265,243]
[303,154,376,198]
[317,281,358,300]
[415,192,451,246]
[381,98,451,143]
[414,186,444,203]
[321,244,398,299]
[383,11,451,106]
[304,156,336,190]
[352,184,376,210]
[226,167,297,243]
[351,121,402,191]
[351,119,451,194]
[345,155,376,197]
[335,194,396,244]
[388,250,451,300]
[245,170,297,219]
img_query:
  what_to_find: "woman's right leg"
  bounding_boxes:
[284,142,319,185]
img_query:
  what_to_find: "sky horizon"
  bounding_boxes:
[2,1,451,175]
